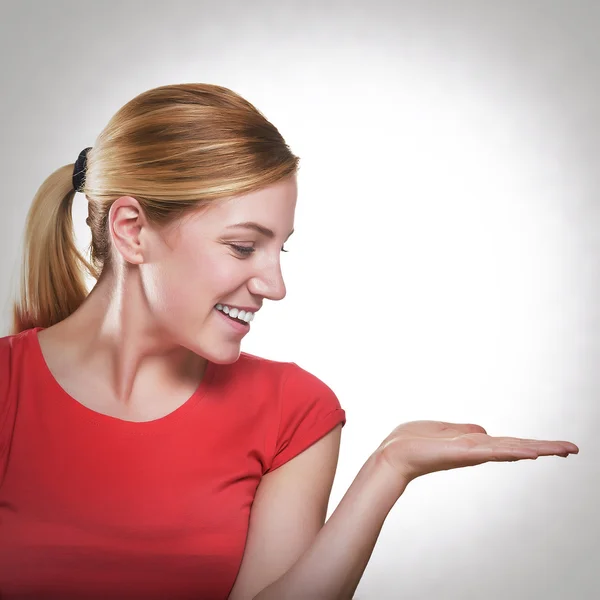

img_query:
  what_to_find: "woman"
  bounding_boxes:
[0,83,578,600]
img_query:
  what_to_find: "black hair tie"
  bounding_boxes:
[72,147,92,193]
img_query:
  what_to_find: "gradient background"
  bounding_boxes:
[1,1,598,598]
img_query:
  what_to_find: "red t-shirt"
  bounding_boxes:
[0,327,346,599]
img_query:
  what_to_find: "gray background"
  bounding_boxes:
[1,1,598,598]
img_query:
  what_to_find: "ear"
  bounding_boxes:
[108,196,150,265]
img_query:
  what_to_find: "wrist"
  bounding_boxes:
[366,449,412,504]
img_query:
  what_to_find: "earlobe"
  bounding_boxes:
[109,198,147,265]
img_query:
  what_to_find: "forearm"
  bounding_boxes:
[253,451,409,600]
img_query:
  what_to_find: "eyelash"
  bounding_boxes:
[230,244,288,256]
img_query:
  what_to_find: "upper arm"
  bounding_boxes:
[227,423,343,600]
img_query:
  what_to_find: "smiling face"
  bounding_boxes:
[136,175,297,363]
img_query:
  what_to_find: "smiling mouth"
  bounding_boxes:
[214,305,253,328]
[214,304,255,324]
[220,310,249,326]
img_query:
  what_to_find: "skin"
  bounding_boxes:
[37,175,297,422]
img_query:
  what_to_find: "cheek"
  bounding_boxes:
[141,249,241,317]
[139,254,199,316]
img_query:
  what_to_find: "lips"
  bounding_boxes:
[214,305,251,333]
[223,311,249,325]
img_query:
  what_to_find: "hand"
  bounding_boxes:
[377,420,579,482]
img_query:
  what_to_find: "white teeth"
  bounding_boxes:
[215,304,256,322]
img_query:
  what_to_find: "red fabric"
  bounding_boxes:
[0,328,346,599]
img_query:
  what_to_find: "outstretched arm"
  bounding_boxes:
[234,421,577,600]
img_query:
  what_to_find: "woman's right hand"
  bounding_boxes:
[375,420,579,483]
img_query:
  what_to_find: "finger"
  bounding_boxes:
[554,441,579,453]
[496,443,569,457]
[516,440,578,454]
[487,437,578,454]
[473,443,571,460]
[470,447,540,461]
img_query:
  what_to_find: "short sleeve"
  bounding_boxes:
[266,362,346,473]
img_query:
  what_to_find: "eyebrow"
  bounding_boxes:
[226,222,295,240]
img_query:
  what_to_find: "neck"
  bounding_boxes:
[43,264,207,406]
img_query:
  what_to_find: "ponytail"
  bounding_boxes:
[12,164,98,334]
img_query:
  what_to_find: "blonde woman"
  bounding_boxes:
[0,83,578,600]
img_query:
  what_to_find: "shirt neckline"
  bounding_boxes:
[27,327,216,434]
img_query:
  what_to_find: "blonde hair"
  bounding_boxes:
[12,83,299,334]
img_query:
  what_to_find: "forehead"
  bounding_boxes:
[189,176,297,232]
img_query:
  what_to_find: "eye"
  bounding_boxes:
[230,243,289,256]
[230,244,255,256]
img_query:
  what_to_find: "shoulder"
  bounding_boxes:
[220,351,289,377]
[217,351,346,472]
[0,335,11,399]
[233,351,334,387]
[258,356,346,473]
[0,327,40,414]
[0,328,33,384]
[0,328,35,485]
[225,352,341,407]
[1,326,36,396]
[216,351,298,393]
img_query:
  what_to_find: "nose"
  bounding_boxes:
[248,260,287,301]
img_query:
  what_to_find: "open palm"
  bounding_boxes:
[377,420,579,482]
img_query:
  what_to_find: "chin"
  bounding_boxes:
[187,338,242,365]
[205,348,242,365]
